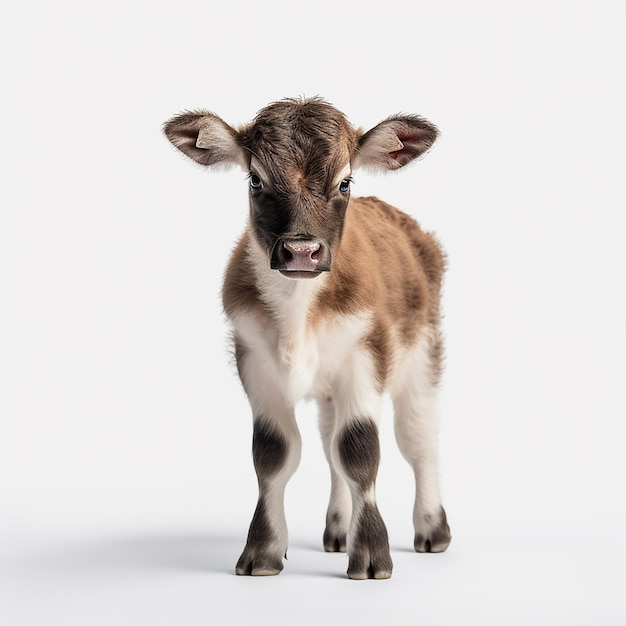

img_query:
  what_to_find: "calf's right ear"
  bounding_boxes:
[163,111,247,170]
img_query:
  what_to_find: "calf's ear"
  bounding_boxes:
[163,111,247,170]
[353,115,439,172]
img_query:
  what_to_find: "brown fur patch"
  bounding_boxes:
[310,196,445,387]
[222,231,263,318]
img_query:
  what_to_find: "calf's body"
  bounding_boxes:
[164,97,451,579]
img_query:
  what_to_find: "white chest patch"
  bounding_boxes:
[232,308,371,405]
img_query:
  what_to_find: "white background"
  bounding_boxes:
[3,1,625,624]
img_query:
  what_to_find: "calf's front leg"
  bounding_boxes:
[235,416,300,575]
[334,416,392,579]
[234,344,302,576]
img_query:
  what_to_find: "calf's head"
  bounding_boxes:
[163,97,438,279]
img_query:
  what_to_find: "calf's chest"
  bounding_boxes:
[232,309,373,403]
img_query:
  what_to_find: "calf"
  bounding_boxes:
[163,97,451,579]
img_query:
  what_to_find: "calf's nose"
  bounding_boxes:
[270,239,331,274]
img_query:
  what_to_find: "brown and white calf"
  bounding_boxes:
[163,97,451,580]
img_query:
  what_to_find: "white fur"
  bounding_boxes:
[318,396,352,539]
[332,163,352,187]
[249,156,272,182]
[391,327,443,526]
[232,297,374,408]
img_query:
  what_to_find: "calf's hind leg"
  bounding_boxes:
[318,396,351,553]
[392,332,451,553]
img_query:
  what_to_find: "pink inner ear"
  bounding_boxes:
[389,136,405,162]
[399,131,423,147]
[355,117,437,171]
[389,135,413,166]
[389,130,432,166]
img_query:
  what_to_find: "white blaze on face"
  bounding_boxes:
[333,163,352,190]
[248,156,274,188]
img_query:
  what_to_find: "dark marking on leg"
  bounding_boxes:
[414,506,451,553]
[347,502,392,580]
[236,498,284,576]
[245,499,274,547]
[336,419,391,578]
[236,420,290,576]
[252,418,287,480]
[338,419,380,487]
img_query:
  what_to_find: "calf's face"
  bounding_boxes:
[242,100,357,278]
[163,97,439,279]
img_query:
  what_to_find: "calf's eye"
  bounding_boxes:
[249,173,263,190]
[339,178,352,194]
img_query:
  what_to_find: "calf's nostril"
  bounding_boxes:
[282,243,294,261]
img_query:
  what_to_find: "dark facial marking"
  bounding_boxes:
[338,419,380,487]
[249,192,292,253]
[252,418,287,480]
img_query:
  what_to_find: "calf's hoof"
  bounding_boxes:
[347,552,393,580]
[323,529,347,553]
[414,507,451,553]
[347,563,393,580]
[235,549,284,576]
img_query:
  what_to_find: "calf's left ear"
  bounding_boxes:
[353,115,439,172]
[163,110,247,170]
